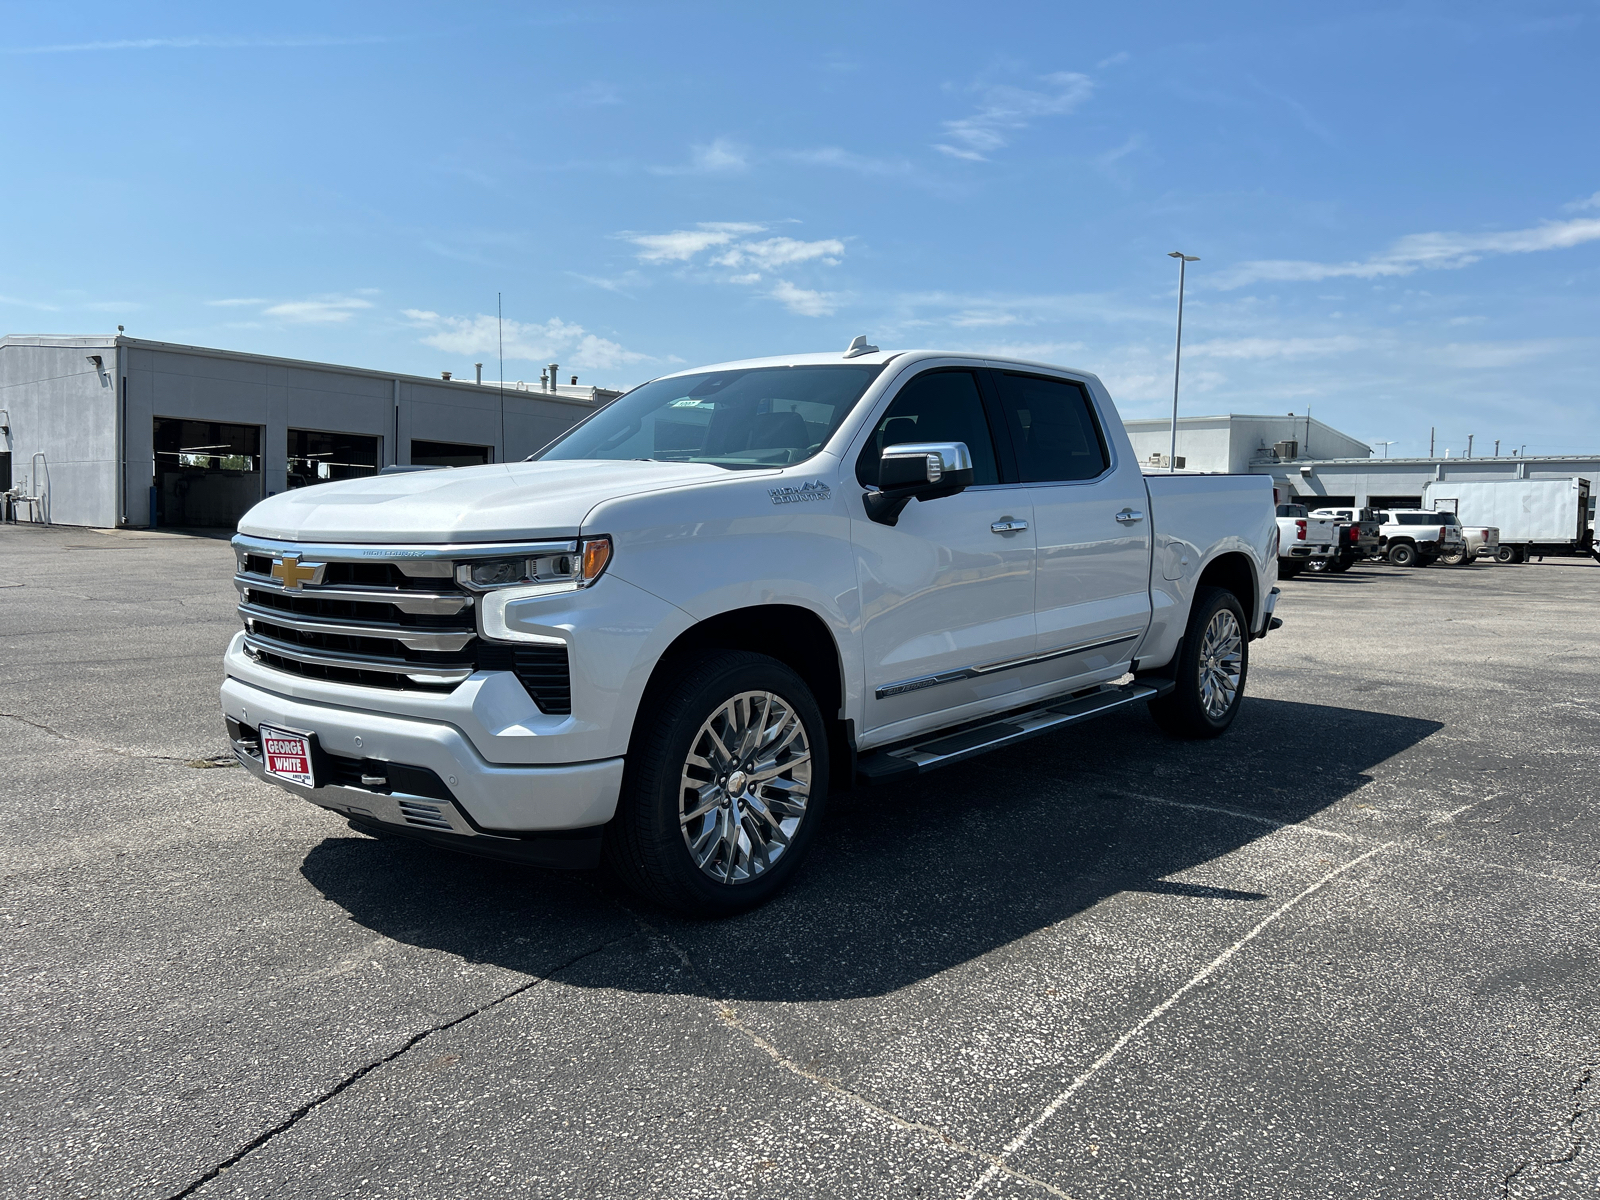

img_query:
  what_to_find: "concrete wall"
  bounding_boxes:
[0,338,121,526]
[2,335,605,527]
[1123,414,1371,473]
[1274,456,1600,511]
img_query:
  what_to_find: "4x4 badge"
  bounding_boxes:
[768,481,832,506]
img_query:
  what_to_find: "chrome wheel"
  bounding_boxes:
[679,690,812,884]
[1197,609,1243,719]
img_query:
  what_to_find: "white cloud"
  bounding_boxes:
[934,71,1093,161]
[1096,51,1130,68]
[0,294,61,311]
[1185,335,1365,360]
[1562,191,1600,212]
[402,310,648,372]
[770,281,836,317]
[263,296,374,323]
[782,147,914,177]
[1429,339,1572,370]
[625,222,767,263]
[1216,215,1600,289]
[650,137,749,175]
[712,236,845,270]
[625,222,848,314]
[205,297,266,307]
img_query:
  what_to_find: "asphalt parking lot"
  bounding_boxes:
[3,523,1596,1199]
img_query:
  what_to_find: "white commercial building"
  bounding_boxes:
[0,335,616,529]
[1125,413,1596,519]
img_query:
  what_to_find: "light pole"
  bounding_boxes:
[1167,251,1199,472]
[1374,440,1396,458]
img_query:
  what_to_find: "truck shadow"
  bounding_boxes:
[299,698,1441,1003]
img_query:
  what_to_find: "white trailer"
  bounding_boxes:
[1422,477,1595,563]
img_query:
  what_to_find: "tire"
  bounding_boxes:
[1387,542,1419,568]
[1278,561,1303,579]
[1439,548,1467,566]
[1494,545,1516,564]
[605,650,829,917]
[1305,557,1333,573]
[1327,555,1353,573]
[1147,586,1249,740]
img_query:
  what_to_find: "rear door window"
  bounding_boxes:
[993,373,1110,482]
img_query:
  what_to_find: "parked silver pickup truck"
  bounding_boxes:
[223,345,1282,914]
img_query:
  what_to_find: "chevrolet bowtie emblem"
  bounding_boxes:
[271,555,322,589]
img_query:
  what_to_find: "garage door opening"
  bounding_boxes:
[288,429,380,489]
[153,418,262,529]
[1368,495,1423,511]
[411,439,492,468]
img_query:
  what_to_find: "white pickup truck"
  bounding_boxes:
[1273,502,1338,577]
[222,346,1280,915]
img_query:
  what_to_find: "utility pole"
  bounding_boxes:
[1167,251,1199,470]
[1429,427,1436,457]
[497,293,506,461]
[1467,434,1474,458]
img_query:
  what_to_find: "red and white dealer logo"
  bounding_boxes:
[260,727,315,787]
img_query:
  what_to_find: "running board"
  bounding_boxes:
[855,681,1161,784]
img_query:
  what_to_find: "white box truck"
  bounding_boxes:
[1422,477,1595,564]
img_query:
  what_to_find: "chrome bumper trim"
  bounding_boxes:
[875,633,1140,701]
[233,573,472,615]
[234,533,578,564]
[237,601,477,653]
[242,632,475,684]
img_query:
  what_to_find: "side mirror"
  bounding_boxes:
[864,441,975,526]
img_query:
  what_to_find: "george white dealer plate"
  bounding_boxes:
[260,725,316,788]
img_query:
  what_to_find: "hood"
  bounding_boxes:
[237,459,733,543]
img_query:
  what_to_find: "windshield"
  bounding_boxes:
[1397,513,1441,525]
[535,364,885,469]
[1276,504,1308,518]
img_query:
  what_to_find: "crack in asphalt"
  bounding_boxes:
[162,932,641,1199]
[1501,1059,1597,1196]
[609,899,1076,1200]
[0,711,232,766]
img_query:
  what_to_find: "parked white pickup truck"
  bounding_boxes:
[222,346,1280,915]
[1376,509,1465,567]
[1274,503,1338,577]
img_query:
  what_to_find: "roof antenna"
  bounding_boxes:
[843,334,878,358]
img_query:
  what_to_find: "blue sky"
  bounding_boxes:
[3,1,1597,456]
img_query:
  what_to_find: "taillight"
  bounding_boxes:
[1295,519,1307,540]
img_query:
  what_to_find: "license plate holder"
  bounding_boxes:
[260,725,317,788]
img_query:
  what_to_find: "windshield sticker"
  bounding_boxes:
[769,481,833,506]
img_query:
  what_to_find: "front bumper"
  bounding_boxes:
[221,676,624,836]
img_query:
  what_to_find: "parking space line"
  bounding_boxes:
[1112,788,1362,842]
[959,841,1396,1200]
[617,906,1077,1199]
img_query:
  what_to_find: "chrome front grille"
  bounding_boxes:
[232,535,574,705]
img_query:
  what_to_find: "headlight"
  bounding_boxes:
[455,537,612,591]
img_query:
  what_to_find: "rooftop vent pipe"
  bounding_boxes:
[475,363,483,384]
[441,371,452,381]
[548,363,559,392]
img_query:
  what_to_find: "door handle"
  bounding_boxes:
[990,518,1028,533]
[1115,509,1145,524]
